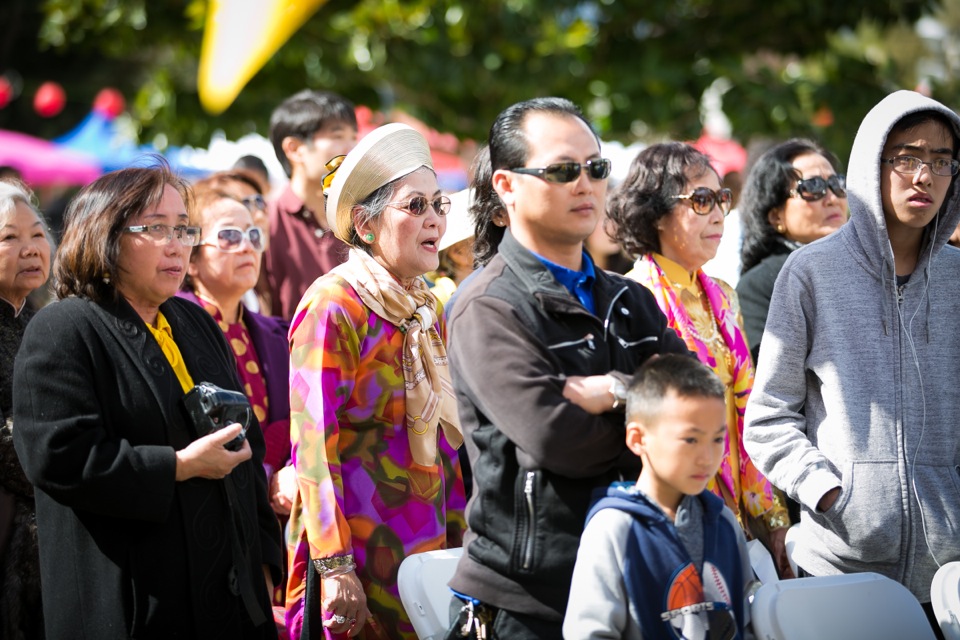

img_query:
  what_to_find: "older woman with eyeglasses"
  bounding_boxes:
[608,141,793,578]
[178,182,295,527]
[12,164,282,639]
[737,139,848,360]
[284,124,465,640]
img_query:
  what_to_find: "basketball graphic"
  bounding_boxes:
[662,562,737,640]
[666,563,704,610]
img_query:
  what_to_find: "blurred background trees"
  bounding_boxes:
[1,0,956,164]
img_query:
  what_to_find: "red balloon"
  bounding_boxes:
[93,87,125,119]
[0,77,11,109]
[34,81,66,118]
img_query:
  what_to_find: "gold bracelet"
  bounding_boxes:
[313,554,356,577]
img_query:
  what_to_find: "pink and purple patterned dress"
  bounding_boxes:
[285,274,466,640]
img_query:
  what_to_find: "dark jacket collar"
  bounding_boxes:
[497,229,629,318]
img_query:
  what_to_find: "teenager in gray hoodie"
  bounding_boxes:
[744,90,960,611]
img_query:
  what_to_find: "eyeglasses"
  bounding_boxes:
[241,194,266,212]
[386,196,452,217]
[322,154,347,193]
[124,224,202,246]
[200,226,265,253]
[674,187,733,216]
[792,174,847,201]
[508,158,612,183]
[882,155,960,177]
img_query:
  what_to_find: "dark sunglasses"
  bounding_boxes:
[674,187,733,216]
[508,158,612,183]
[386,195,452,217]
[241,194,266,212]
[793,174,846,201]
[322,155,347,193]
[200,226,265,253]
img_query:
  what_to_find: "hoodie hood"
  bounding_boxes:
[586,482,724,527]
[845,90,960,278]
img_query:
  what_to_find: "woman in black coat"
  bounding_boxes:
[0,179,53,640]
[736,139,847,361]
[12,164,282,640]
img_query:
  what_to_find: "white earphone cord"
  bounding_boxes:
[899,213,940,569]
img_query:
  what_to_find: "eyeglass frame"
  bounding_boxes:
[507,158,612,184]
[199,225,266,253]
[385,195,452,217]
[881,155,960,177]
[123,224,202,246]
[790,174,847,202]
[673,187,733,216]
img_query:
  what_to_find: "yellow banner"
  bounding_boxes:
[198,0,327,114]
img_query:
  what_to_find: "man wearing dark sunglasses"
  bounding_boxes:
[445,97,690,639]
[258,89,357,319]
[745,91,960,633]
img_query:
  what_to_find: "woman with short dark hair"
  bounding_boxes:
[13,164,282,639]
[609,141,793,578]
[736,139,847,358]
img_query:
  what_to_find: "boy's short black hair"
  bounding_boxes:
[890,110,960,156]
[626,355,725,425]
[269,90,357,177]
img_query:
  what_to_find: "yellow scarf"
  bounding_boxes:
[331,249,463,465]
[146,312,194,393]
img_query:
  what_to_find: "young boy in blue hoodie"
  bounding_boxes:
[564,355,754,640]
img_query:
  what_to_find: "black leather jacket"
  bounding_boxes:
[447,230,690,621]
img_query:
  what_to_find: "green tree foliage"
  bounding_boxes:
[0,0,941,164]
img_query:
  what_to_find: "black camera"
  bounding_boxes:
[183,382,251,452]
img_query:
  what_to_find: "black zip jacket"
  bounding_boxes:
[446,230,690,622]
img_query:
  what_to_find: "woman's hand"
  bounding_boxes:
[175,424,252,481]
[767,526,796,580]
[563,375,620,415]
[322,570,371,637]
[269,464,298,515]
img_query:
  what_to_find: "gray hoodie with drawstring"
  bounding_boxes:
[744,90,960,600]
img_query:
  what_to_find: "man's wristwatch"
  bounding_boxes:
[609,377,628,411]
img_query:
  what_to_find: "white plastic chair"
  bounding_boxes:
[750,572,935,640]
[397,547,463,640]
[747,539,779,585]
[931,561,960,639]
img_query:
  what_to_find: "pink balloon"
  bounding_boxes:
[34,81,66,118]
[0,77,11,109]
[93,88,125,119]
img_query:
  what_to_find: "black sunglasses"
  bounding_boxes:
[793,174,846,201]
[241,194,266,212]
[674,187,733,216]
[508,158,612,183]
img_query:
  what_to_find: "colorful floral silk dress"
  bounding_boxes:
[285,274,466,640]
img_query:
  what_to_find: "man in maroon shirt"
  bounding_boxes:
[257,90,358,319]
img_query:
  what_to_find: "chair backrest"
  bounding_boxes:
[398,547,463,640]
[931,561,960,640]
[747,538,779,585]
[751,572,935,640]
